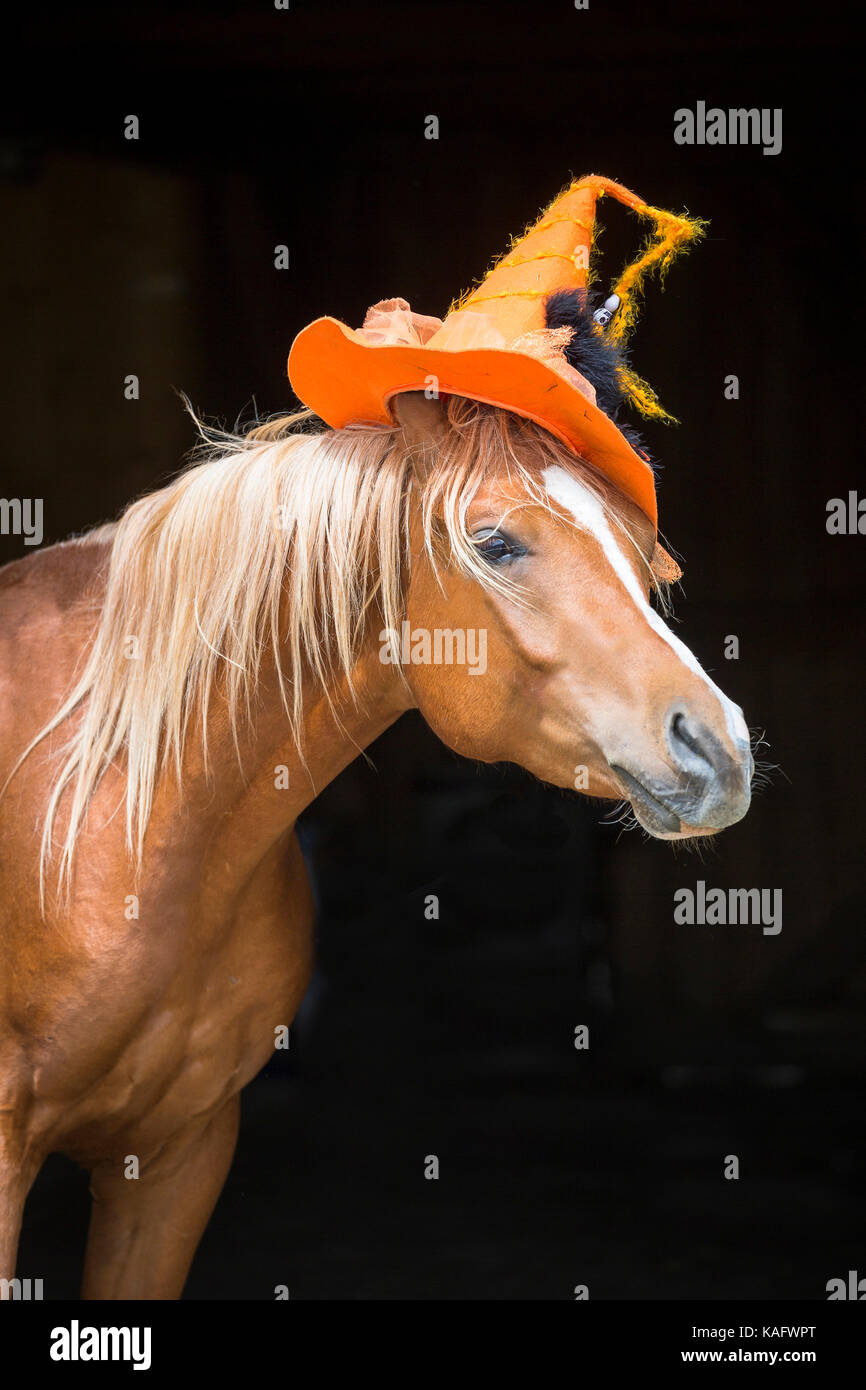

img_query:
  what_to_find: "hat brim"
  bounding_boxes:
[288,316,657,528]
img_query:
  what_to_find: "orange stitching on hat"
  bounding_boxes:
[498,250,584,269]
[531,216,594,236]
[465,290,546,305]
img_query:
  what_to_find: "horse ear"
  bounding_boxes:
[391,391,447,473]
[650,540,683,586]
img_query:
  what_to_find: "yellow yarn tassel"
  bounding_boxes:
[449,175,706,424]
[601,193,707,421]
[617,364,679,425]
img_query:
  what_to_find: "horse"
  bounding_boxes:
[0,391,753,1299]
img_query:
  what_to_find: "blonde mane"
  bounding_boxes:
[14,397,657,905]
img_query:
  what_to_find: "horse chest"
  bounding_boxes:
[123,905,309,1105]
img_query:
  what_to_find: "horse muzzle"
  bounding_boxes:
[610,708,753,838]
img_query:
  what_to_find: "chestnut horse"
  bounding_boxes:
[0,394,752,1298]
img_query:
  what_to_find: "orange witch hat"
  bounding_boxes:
[287,175,705,530]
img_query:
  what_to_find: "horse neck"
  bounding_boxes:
[179,619,413,883]
[267,636,412,810]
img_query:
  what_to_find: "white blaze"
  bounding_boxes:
[543,466,750,746]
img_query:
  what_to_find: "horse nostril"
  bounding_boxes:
[668,711,713,769]
[664,709,752,829]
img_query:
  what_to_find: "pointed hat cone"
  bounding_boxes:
[432,176,604,344]
[287,174,705,529]
[432,174,699,349]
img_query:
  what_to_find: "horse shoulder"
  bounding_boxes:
[0,536,112,757]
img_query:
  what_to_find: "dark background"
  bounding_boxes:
[3,0,863,1298]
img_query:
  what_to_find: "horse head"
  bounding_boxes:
[396,392,752,840]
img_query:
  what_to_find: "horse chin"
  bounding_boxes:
[610,764,681,836]
[632,810,719,842]
[610,763,720,841]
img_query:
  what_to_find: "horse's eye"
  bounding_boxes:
[475,531,521,565]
